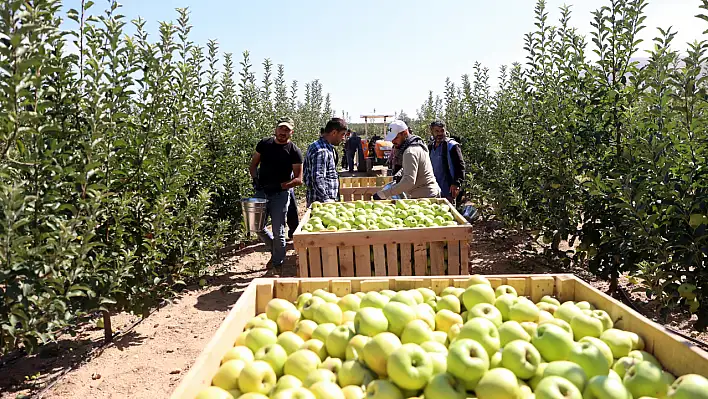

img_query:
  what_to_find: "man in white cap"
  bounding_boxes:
[374,120,441,200]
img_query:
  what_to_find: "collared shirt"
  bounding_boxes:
[304,137,339,205]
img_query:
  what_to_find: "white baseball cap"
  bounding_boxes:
[386,120,408,141]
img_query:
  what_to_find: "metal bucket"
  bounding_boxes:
[241,198,268,234]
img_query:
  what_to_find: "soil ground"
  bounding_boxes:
[1,213,706,398]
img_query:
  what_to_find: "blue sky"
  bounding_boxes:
[61,1,705,122]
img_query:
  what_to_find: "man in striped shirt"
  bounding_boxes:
[304,118,348,206]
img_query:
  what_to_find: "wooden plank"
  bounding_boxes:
[300,279,330,293]
[331,280,351,297]
[297,248,309,278]
[354,245,371,277]
[529,275,555,303]
[506,277,527,296]
[396,278,423,291]
[414,243,428,276]
[360,279,389,292]
[293,224,472,248]
[275,280,299,303]
[400,244,412,276]
[373,245,387,276]
[431,278,450,295]
[386,244,399,276]
[321,246,339,277]
[555,274,575,302]
[488,277,503,289]
[460,241,470,274]
[452,278,468,288]
[447,240,460,275]
[339,246,355,277]
[170,283,257,399]
[308,247,323,278]
[256,280,274,314]
[364,193,373,200]
[430,242,445,275]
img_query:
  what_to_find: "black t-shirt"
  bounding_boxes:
[256,137,303,193]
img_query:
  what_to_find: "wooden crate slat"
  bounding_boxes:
[360,279,389,292]
[321,246,339,277]
[396,278,423,291]
[339,246,355,277]
[274,280,299,303]
[386,244,399,276]
[373,245,386,276]
[506,277,527,296]
[414,243,427,276]
[460,241,470,274]
[354,245,371,277]
[300,279,330,293]
[331,280,351,297]
[529,275,555,302]
[255,280,274,314]
[400,243,412,275]
[452,278,469,288]
[308,247,323,278]
[487,277,503,288]
[447,240,461,275]
[431,278,450,295]
[555,274,575,302]
[297,248,309,277]
[294,225,471,248]
[430,242,445,275]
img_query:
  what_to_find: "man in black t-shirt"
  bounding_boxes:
[249,117,304,267]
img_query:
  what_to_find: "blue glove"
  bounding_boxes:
[373,192,383,200]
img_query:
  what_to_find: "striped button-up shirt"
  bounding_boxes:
[304,137,339,205]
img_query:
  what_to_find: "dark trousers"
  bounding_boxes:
[346,150,356,172]
[286,188,299,237]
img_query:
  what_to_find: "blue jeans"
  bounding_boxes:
[255,190,290,265]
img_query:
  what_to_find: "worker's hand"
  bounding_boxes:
[252,177,260,191]
[450,185,460,200]
[280,182,288,190]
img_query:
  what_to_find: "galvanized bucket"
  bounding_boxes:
[241,198,268,234]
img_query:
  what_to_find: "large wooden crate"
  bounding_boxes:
[171,274,708,399]
[339,176,393,201]
[292,198,472,277]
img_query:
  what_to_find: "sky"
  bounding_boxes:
[60,0,706,122]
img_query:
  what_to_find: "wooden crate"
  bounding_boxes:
[292,198,472,277]
[339,176,393,201]
[171,274,708,399]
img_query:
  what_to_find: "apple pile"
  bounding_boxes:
[195,275,708,399]
[301,199,458,232]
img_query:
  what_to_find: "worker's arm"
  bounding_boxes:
[378,149,418,198]
[450,144,466,187]
[282,163,303,189]
[249,152,261,182]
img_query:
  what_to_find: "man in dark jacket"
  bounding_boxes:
[428,120,465,203]
[345,131,361,173]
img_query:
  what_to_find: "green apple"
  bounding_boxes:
[462,283,496,310]
[245,328,278,353]
[490,350,502,369]
[628,331,644,351]
[421,343,448,375]
[345,334,371,361]
[341,386,366,399]
[326,325,355,359]
[234,331,249,347]
[435,309,464,333]
[568,341,610,379]
[338,294,362,312]
[283,349,322,381]
[246,317,278,335]
[579,337,613,368]
[575,301,594,311]
[539,310,555,323]
[539,318,572,337]
[495,294,519,321]
[401,319,434,345]
[495,284,518,297]
[431,331,448,346]
[319,357,342,373]
[366,379,404,399]
[600,329,633,358]
[338,360,375,387]
[582,375,631,399]
[355,292,366,299]
[383,302,417,337]
[570,313,603,340]
[391,291,418,307]
[354,307,388,337]
[313,302,343,325]
[468,275,492,286]
[271,388,316,399]
[414,304,436,330]
[543,361,587,391]
[447,323,463,342]
[212,359,246,391]
[407,290,424,304]
[623,361,669,398]
[238,360,276,394]
[529,362,549,390]
[381,289,397,299]
[293,320,318,341]
[468,303,503,327]
[501,339,542,379]
[362,332,402,377]
[313,289,337,303]
[554,302,583,324]
[301,297,325,321]
[475,368,522,399]
[302,339,327,361]
[540,296,561,306]
[222,346,254,364]
[457,317,500,356]
[360,292,390,309]
[509,298,541,323]
[436,295,462,313]
[521,321,538,338]
[266,298,298,322]
[312,323,337,343]
[296,293,313,310]
[195,386,236,399]
[589,310,613,330]
[273,374,303,392]
[303,369,336,387]
[309,381,345,399]
[447,339,490,390]
[536,302,558,314]
[535,376,582,399]
[611,356,641,379]
[277,309,302,333]
[667,374,708,399]
[423,373,466,399]
[387,343,434,390]
[532,323,574,362]
[417,287,437,302]
[498,321,531,347]
[627,350,660,368]
[254,343,287,377]
[342,311,357,324]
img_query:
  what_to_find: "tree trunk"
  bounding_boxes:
[696,293,708,332]
[608,267,619,296]
[103,310,113,343]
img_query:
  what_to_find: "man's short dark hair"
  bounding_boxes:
[430,120,446,129]
[324,118,347,134]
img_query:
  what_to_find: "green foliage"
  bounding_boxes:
[420,0,708,329]
[0,1,335,354]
